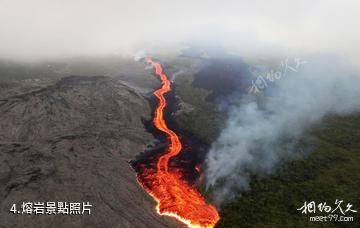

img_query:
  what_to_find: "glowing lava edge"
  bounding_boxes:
[136,57,220,228]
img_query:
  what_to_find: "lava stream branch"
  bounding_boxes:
[136,57,220,228]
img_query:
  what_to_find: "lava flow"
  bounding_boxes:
[136,57,220,228]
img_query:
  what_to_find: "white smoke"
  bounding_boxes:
[205,56,360,203]
[0,0,359,66]
[134,49,147,62]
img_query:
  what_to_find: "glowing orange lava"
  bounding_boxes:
[136,58,220,228]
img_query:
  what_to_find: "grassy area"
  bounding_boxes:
[174,73,223,144]
[217,114,360,228]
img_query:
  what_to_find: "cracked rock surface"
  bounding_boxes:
[0,76,180,228]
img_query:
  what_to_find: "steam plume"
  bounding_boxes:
[205,56,360,203]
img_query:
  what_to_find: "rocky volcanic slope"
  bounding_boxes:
[0,76,180,228]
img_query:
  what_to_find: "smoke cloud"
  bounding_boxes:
[205,56,360,203]
[0,0,359,68]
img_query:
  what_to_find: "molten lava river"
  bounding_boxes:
[135,57,220,228]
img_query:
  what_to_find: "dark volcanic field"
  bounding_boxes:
[0,75,181,228]
[192,57,252,103]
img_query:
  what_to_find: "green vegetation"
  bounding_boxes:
[217,114,360,228]
[174,74,223,144]
[173,73,360,227]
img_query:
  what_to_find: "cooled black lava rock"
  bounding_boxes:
[0,76,180,228]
